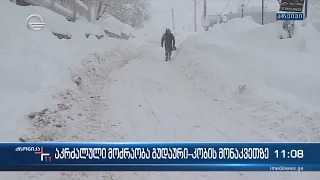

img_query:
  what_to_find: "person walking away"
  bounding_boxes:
[161,28,175,61]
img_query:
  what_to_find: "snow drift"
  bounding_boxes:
[93,14,136,37]
[177,17,320,119]
[0,0,137,142]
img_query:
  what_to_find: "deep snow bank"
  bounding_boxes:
[93,14,136,37]
[177,17,320,117]
[0,1,139,141]
[311,19,320,32]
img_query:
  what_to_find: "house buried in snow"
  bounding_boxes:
[9,0,135,40]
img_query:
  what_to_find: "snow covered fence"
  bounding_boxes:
[230,11,278,25]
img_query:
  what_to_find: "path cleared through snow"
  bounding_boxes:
[108,45,267,142]
[106,43,319,180]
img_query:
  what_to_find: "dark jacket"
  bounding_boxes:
[161,32,175,51]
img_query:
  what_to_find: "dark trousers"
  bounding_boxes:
[165,47,172,59]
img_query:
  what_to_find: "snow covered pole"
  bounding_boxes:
[194,0,197,32]
[172,8,175,31]
[241,5,244,18]
[73,0,77,21]
[87,0,92,22]
[262,0,264,25]
[305,0,308,19]
[204,0,208,31]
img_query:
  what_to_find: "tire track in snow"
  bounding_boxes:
[140,90,161,123]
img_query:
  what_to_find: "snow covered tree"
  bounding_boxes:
[125,0,151,28]
[93,0,151,28]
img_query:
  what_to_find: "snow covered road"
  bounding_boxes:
[108,44,265,142]
[105,43,319,180]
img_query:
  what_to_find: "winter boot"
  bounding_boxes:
[165,51,169,61]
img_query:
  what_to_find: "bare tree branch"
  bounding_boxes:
[93,0,150,28]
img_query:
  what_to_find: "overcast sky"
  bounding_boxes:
[141,0,280,34]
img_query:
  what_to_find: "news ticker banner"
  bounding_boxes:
[1,142,320,171]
